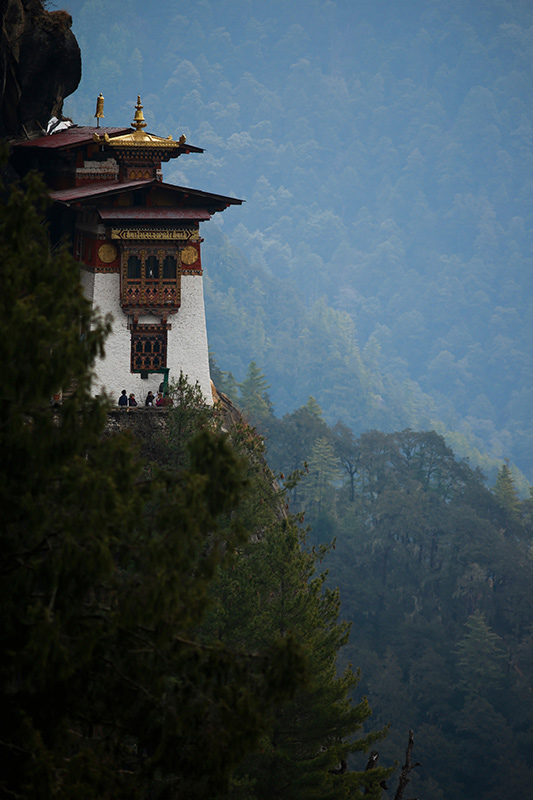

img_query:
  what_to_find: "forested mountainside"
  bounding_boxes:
[328,430,533,800]
[232,386,533,800]
[64,0,533,482]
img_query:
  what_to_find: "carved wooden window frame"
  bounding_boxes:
[130,322,168,372]
[120,245,181,312]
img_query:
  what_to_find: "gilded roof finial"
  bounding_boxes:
[95,93,104,127]
[132,95,147,132]
[92,94,184,150]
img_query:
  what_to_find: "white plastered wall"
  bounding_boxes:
[80,268,212,405]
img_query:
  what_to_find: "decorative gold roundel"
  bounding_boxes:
[181,245,198,266]
[98,243,118,264]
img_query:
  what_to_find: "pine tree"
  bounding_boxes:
[305,395,325,420]
[492,459,521,518]
[455,611,506,697]
[238,360,273,423]
[301,435,342,517]
[212,522,388,799]
[201,427,388,800]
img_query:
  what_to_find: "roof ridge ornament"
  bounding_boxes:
[92,95,185,150]
[132,95,146,132]
[95,93,104,128]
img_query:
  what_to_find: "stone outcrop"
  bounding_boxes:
[1,0,81,139]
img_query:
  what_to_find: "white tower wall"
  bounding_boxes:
[80,268,212,405]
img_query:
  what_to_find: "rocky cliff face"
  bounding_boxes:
[1,0,81,139]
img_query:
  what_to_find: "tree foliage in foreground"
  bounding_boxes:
[0,170,306,799]
[0,169,385,799]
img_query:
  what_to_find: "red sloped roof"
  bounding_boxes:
[13,127,132,149]
[49,179,243,209]
[49,181,152,203]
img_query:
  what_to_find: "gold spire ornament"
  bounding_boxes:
[94,93,104,127]
[92,95,187,151]
[132,95,147,131]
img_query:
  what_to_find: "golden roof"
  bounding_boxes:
[93,95,186,149]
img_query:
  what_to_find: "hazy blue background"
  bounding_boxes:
[64,0,533,484]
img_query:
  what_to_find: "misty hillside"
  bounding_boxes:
[63,0,533,482]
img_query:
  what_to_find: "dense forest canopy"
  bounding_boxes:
[254,397,533,800]
[64,0,533,482]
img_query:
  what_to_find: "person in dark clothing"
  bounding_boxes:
[128,393,137,407]
[118,389,128,407]
[145,391,155,407]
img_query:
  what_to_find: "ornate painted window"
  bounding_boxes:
[130,323,168,372]
[121,247,181,312]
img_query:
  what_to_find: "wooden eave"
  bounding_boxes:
[49,179,244,214]
[49,180,152,206]
[157,181,244,212]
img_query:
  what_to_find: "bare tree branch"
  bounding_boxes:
[393,730,421,800]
